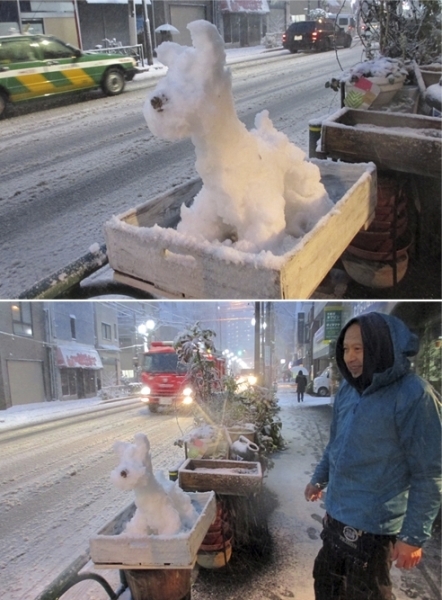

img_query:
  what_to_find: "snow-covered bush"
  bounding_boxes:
[173,323,285,467]
[354,0,441,64]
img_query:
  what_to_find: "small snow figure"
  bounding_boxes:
[111,433,197,537]
[144,20,333,254]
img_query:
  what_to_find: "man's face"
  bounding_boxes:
[343,323,364,378]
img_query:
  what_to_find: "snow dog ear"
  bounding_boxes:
[133,433,150,460]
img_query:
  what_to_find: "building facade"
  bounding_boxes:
[0,302,51,409]
[1,0,290,52]
[95,303,121,388]
[47,302,103,400]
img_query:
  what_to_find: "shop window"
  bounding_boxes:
[11,302,33,337]
[61,369,78,397]
[102,322,112,341]
[84,369,97,395]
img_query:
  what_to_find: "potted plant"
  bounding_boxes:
[326,1,441,109]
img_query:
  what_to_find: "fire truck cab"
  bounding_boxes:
[139,342,193,413]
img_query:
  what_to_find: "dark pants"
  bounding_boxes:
[297,391,304,402]
[313,515,396,600]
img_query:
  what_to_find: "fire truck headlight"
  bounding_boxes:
[183,387,193,396]
[141,386,151,396]
[183,396,193,405]
[248,375,258,386]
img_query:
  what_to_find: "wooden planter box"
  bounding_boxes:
[321,108,441,178]
[89,491,216,569]
[178,458,263,496]
[104,160,376,299]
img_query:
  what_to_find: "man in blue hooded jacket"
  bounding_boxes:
[304,311,441,600]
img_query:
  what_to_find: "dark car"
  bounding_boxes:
[282,20,352,54]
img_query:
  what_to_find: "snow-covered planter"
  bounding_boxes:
[321,107,442,178]
[90,434,218,568]
[104,160,377,299]
[419,62,442,88]
[178,458,263,496]
[90,491,216,568]
[340,58,408,110]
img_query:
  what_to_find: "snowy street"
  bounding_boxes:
[0,387,439,600]
[0,43,363,298]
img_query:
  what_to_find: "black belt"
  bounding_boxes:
[325,514,395,542]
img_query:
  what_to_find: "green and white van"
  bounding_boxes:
[0,34,137,117]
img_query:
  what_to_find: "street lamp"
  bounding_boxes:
[137,319,156,351]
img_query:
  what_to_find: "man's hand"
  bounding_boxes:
[304,482,322,502]
[392,540,422,569]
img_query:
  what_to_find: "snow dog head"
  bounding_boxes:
[110,432,153,492]
[144,20,230,141]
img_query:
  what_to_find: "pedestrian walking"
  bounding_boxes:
[304,311,441,600]
[295,370,308,402]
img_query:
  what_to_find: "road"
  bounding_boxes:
[0,399,194,600]
[0,44,363,298]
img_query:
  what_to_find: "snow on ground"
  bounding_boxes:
[0,395,130,430]
[134,42,286,83]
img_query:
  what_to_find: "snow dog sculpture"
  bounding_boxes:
[111,433,197,537]
[144,19,333,254]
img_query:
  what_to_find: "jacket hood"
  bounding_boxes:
[336,312,419,393]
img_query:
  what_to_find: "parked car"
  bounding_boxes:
[282,20,352,54]
[0,34,137,118]
[313,367,331,397]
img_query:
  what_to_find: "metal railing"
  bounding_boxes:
[85,44,145,67]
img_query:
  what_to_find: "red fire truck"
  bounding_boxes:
[139,341,226,413]
[139,342,192,413]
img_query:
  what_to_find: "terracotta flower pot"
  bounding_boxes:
[351,219,408,252]
[342,252,409,288]
[196,541,233,569]
[347,229,412,262]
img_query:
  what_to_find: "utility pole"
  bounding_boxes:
[142,0,154,65]
[254,302,261,384]
[16,0,23,33]
[128,0,138,47]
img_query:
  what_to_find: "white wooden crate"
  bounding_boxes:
[89,491,216,570]
[104,160,377,299]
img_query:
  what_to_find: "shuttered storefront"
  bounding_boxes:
[7,360,46,406]
[169,3,207,47]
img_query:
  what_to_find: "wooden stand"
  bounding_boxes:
[124,568,191,600]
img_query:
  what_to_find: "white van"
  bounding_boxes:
[313,367,330,397]
[335,14,356,37]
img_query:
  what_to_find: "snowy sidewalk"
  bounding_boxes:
[134,43,287,82]
[0,395,138,432]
